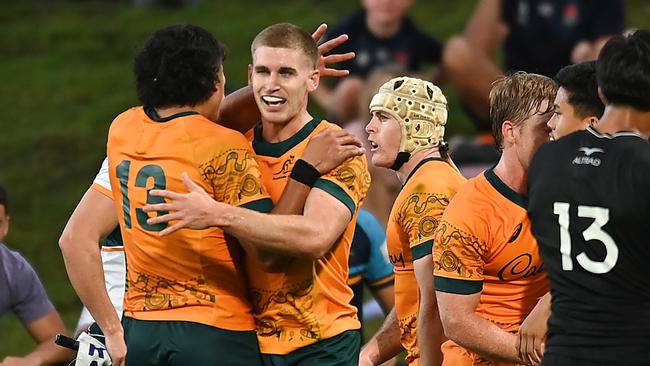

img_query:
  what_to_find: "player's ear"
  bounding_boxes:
[247,64,253,86]
[585,116,599,128]
[502,120,516,145]
[307,68,320,92]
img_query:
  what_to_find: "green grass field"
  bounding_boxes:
[1,0,649,357]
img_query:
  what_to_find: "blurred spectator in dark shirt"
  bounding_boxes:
[313,0,443,122]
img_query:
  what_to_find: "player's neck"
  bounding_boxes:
[154,106,199,118]
[396,148,441,184]
[492,151,528,195]
[261,109,314,143]
[594,105,650,139]
[366,16,402,38]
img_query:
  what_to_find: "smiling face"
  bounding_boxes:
[249,46,319,127]
[365,110,402,168]
[547,87,596,141]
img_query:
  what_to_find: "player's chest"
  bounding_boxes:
[254,150,305,201]
[484,217,545,282]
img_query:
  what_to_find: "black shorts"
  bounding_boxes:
[123,316,262,366]
[260,330,361,366]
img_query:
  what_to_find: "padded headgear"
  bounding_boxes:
[369,77,448,156]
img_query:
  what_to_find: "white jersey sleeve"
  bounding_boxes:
[90,158,112,198]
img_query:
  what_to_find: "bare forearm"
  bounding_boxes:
[217,86,260,134]
[237,180,311,270]
[59,239,122,336]
[417,304,444,366]
[414,256,443,366]
[446,313,523,364]
[216,205,325,258]
[361,307,403,365]
[273,179,311,215]
[25,342,74,366]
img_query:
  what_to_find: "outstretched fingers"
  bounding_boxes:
[319,34,348,54]
[311,23,328,43]
[323,52,355,65]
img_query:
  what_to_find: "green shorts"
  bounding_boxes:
[260,330,360,366]
[122,316,262,366]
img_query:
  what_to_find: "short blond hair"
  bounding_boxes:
[490,72,557,150]
[251,23,318,68]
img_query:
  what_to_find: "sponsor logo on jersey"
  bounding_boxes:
[572,147,604,166]
[389,252,405,268]
[497,253,545,281]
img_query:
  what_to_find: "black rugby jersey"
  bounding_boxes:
[528,128,650,364]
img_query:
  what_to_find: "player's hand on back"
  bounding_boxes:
[312,23,355,78]
[303,127,364,175]
[145,172,224,236]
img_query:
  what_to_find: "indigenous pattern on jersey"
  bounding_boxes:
[107,106,272,331]
[387,158,466,365]
[528,128,650,364]
[247,118,371,354]
[433,169,548,365]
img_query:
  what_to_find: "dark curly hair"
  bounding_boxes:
[597,30,650,111]
[554,61,604,119]
[134,24,227,108]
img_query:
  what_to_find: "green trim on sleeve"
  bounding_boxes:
[434,276,483,295]
[411,240,434,260]
[240,198,274,213]
[313,178,356,215]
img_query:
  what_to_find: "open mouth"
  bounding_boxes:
[261,95,287,106]
[549,133,555,141]
[369,140,379,151]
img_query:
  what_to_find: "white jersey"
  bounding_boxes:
[75,158,126,334]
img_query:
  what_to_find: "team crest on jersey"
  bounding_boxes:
[273,155,295,180]
[572,147,603,166]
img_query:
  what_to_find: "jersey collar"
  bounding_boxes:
[144,106,199,122]
[252,118,322,157]
[402,157,445,187]
[484,168,528,209]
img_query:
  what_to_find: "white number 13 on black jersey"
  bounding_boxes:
[553,202,619,274]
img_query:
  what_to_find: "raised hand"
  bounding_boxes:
[312,23,355,78]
